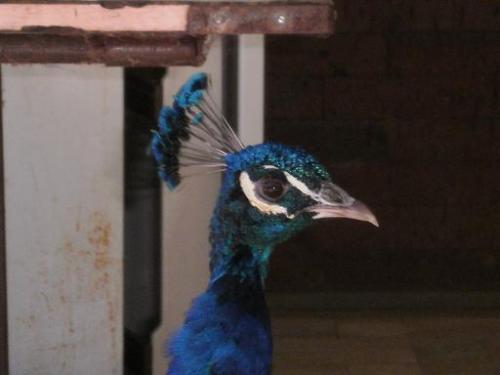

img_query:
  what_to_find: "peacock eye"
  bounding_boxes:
[256,177,288,202]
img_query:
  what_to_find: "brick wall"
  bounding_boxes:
[265,0,500,293]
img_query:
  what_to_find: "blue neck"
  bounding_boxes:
[209,216,273,285]
[166,172,276,375]
[208,178,274,285]
[167,226,273,375]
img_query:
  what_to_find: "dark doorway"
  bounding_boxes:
[124,68,165,375]
[265,1,500,307]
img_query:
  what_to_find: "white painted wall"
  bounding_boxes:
[152,37,223,375]
[3,65,124,374]
[238,35,265,146]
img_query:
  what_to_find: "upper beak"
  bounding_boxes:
[306,183,379,227]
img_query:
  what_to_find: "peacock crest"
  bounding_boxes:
[151,73,244,189]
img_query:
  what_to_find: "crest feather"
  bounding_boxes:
[152,72,244,189]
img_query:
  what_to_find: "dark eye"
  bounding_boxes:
[256,177,288,202]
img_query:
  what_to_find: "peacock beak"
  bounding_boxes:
[306,182,379,227]
[310,199,379,227]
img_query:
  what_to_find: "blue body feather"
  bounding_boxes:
[167,273,272,375]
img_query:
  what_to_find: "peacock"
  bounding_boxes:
[152,73,378,375]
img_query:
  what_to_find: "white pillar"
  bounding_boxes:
[238,35,265,145]
[3,65,124,374]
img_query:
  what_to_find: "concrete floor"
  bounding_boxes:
[271,310,500,375]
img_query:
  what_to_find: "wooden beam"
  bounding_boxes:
[0,1,335,66]
[188,2,334,35]
[0,1,334,35]
[0,33,208,67]
[0,3,188,32]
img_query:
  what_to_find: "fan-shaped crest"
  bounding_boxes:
[152,73,244,189]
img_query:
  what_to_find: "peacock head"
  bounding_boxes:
[213,143,378,248]
[152,73,377,251]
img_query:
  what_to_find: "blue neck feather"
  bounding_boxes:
[167,167,276,375]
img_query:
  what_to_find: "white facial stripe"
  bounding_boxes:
[284,171,353,207]
[262,165,278,170]
[283,171,320,201]
[239,171,293,218]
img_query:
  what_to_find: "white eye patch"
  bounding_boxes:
[239,170,293,218]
